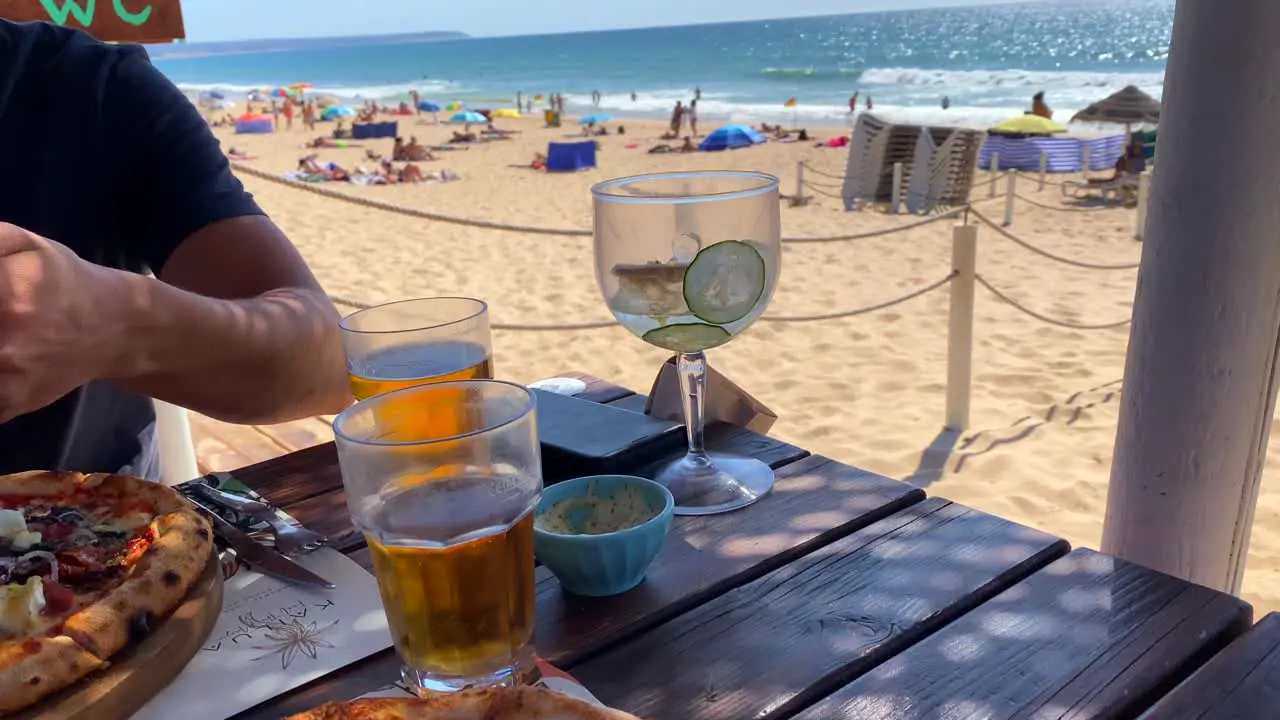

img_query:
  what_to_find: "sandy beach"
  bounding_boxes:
[208,111,1280,615]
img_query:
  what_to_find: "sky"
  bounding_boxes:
[178,0,1026,42]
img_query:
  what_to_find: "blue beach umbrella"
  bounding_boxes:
[450,110,488,124]
[699,124,767,151]
[207,90,225,100]
[579,112,613,125]
[321,105,356,120]
[418,100,442,112]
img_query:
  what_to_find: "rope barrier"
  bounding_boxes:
[234,160,956,244]
[762,272,955,322]
[784,207,965,242]
[330,272,957,328]
[968,208,1140,271]
[803,182,848,200]
[1013,191,1116,213]
[801,162,849,180]
[975,274,1131,330]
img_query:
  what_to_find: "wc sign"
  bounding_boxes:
[0,0,185,42]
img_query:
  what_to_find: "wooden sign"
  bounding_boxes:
[0,0,185,43]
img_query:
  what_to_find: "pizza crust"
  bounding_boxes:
[284,686,644,720]
[0,471,214,712]
[64,507,213,659]
[0,636,104,713]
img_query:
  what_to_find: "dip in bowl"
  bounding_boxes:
[533,475,674,596]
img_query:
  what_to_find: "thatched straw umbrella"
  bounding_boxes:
[1071,85,1162,125]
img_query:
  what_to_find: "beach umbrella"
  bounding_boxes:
[1071,85,1161,125]
[492,108,522,118]
[450,110,488,124]
[289,83,313,90]
[269,87,295,98]
[989,114,1067,135]
[446,101,466,111]
[699,125,767,151]
[206,90,225,100]
[418,100,442,112]
[321,105,356,120]
[246,90,267,103]
[579,113,613,125]
[314,94,341,107]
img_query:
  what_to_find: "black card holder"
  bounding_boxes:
[533,388,685,484]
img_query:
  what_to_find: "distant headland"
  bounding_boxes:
[146,31,468,59]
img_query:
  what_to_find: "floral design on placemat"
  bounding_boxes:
[242,611,341,670]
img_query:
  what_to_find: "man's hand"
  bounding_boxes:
[0,223,128,422]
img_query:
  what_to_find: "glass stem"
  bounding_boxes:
[676,352,710,462]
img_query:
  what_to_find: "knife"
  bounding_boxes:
[190,498,335,589]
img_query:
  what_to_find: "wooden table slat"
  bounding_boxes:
[572,497,1068,720]
[1139,611,1280,719]
[797,547,1252,720]
[536,454,925,668]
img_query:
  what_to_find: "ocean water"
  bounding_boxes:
[152,0,1173,129]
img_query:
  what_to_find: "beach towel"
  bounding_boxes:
[349,174,387,186]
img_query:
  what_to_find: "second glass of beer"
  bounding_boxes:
[339,297,493,399]
[334,380,541,694]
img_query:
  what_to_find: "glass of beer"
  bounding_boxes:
[339,297,493,401]
[334,380,540,694]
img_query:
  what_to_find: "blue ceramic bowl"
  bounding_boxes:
[533,475,674,597]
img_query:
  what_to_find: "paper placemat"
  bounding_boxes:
[133,549,392,720]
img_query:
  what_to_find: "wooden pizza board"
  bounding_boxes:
[12,552,223,720]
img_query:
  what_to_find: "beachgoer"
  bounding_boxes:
[670,101,684,136]
[401,163,425,183]
[516,90,522,110]
[0,21,350,476]
[283,97,295,130]
[797,128,809,141]
[592,89,600,106]
[618,125,626,135]
[303,101,316,131]
[1031,91,1053,119]
[695,86,701,101]
[631,91,637,102]
[392,137,407,161]
[410,89,420,114]
[866,96,873,110]
[688,99,698,137]
[680,136,696,153]
[849,92,858,113]
[942,96,951,110]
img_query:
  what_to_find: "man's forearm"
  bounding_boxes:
[107,271,351,424]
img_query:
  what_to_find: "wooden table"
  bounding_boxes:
[229,372,1253,720]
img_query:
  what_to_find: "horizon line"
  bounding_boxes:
[175,0,1048,45]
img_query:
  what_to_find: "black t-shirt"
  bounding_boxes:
[0,21,264,475]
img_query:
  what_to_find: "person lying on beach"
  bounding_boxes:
[299,154,350,181]
[226,147,255,161]
[531,152,547,170]
[680,136,697,153]
[392,137,408,161]
[307,137,357,149]
[648,144,675,154]
[450,131,479,143]
[483,123,520,136]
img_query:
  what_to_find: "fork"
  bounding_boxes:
[191,481,329,555]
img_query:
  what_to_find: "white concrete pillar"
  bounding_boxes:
[988,152,999,198]
[1003,171,1017,226]
[1102,0,1280,594]
[1038,153,1047,191]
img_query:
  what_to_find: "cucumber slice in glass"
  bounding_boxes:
[642,323,732,352]
[682,240,767,325]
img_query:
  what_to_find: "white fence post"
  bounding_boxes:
[946,224,978,431]
[1135,170,1151,240]
[891,161,904,214]
[1082,144,1092,174]
[988,152,1000,198]
[1003,171,1017,226]
[1039,153,1048,191]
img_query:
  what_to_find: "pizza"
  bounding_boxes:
[0,470,213,712]
[285,686,644,720]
